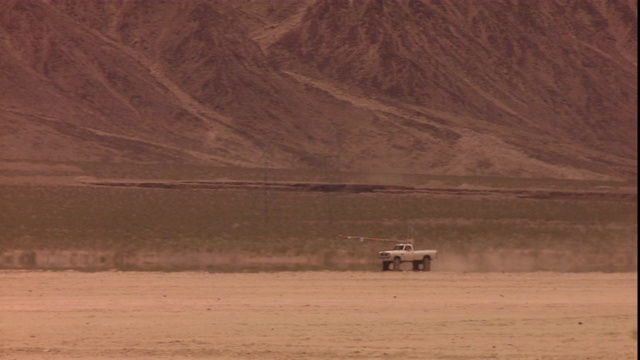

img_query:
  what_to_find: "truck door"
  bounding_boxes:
[405,245,415,260]
[397,245,405,261]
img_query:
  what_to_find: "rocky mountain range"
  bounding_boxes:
[1,0,637,179]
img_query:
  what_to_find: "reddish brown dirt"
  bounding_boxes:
[1,271,636,359]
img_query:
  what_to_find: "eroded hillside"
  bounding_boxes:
[0,0,637,179]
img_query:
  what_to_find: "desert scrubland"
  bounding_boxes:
[0,162,637,272]
[0,163,636,359]
[0,1,637,357]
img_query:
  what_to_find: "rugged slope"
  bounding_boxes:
[269,0,638,177]
[0,0,637,179]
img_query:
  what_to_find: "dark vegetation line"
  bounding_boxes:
[83,180,637,201]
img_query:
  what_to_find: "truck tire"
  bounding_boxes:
[393,257,401,271]
[382,261,391,271]
[422,257,431,271]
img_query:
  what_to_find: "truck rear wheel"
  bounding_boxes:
[423,257,431,271]
[393,257,401,271]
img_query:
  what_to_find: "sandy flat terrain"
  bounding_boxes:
[0,271,636,360]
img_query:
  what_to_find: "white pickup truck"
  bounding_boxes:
[379,243,437,271]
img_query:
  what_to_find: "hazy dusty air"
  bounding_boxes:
[0,1,637,359]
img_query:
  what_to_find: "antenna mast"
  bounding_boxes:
[338,234,412,244]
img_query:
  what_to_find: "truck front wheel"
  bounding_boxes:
[382,261,391,271]
[423,257,431,271]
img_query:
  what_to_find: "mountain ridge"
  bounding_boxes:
[0,0,637,179]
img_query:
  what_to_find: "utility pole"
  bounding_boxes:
[261,134,280,228]
[319,154,338,225]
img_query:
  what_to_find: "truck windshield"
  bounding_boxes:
[393,245,404,250]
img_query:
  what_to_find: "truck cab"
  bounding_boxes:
[392,244,413,251]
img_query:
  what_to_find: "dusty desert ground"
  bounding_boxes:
[0,271,637,360]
